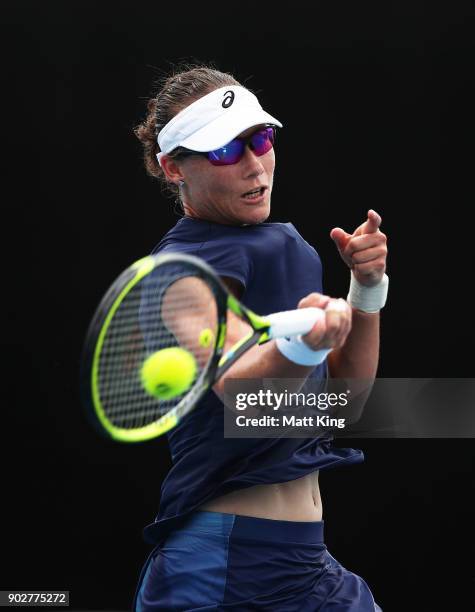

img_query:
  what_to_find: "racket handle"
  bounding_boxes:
[266,307,325,339]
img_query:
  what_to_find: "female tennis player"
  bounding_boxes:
[132,64,388,611]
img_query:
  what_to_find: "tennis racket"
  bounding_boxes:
[81,253,326,443]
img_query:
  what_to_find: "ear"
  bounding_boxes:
[160,155,185,186]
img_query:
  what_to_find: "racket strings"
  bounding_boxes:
[97,265,218,430]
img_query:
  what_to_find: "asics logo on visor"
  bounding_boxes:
[222,90,235,108]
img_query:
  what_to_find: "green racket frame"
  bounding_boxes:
[81,253,272,442]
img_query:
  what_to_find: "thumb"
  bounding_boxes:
[330,227,352,250]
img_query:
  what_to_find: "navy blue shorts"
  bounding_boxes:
[134,511,382,611]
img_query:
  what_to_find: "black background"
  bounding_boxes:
[2,1,475,610]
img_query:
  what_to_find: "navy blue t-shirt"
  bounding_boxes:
[142,217,364,545]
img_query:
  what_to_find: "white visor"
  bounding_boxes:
[156,85,283,166]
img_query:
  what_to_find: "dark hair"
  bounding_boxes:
[134,62,242,200]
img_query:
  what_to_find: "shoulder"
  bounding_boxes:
[152,218,295,256]
[151,218,255,289]
[151,217,210,252]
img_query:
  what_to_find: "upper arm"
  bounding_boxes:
[159,274,250,368]
[161,276,218,368]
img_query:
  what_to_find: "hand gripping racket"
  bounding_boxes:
[81,253,325,443]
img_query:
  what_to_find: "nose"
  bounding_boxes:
[241,145,265,178]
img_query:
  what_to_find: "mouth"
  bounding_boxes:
[241,186,268,202]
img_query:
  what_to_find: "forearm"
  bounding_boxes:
[327,308,380,380]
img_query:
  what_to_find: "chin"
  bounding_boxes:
[240,203,271,225]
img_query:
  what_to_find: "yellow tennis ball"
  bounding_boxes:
[199,328,214,348]
[140,347,197,400]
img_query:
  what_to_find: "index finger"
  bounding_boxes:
[362,209,382,233]
[355,209,382,236]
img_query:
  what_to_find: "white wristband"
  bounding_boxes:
[275,335,332,366]
[347,271,389,313]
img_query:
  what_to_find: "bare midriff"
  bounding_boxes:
[198,471,322,521]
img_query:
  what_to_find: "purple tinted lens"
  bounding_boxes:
[207,127,275,166]
[250,127,275,156]
[207,139,245,166]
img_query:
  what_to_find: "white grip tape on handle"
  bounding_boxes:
[267,307,331,367]
[266,307,325,339]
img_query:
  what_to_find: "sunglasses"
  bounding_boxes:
[174,126,276,166]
